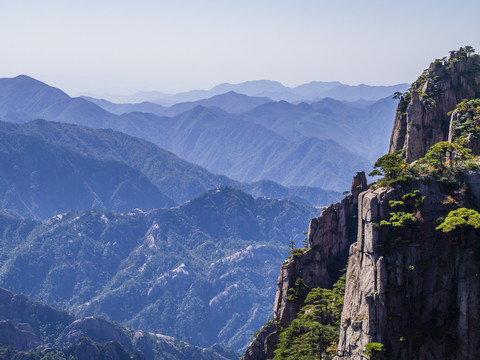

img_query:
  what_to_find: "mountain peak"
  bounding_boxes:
[389,47,480,162]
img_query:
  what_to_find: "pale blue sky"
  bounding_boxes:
[1,0,479,95]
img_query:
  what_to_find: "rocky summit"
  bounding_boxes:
[390,47,480,162]
[245,47,480,360]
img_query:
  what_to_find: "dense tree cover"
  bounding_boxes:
[273,273,346,360]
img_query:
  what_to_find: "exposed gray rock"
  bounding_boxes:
[0,286,237,359]
[63,337,133,360]
[335,176,480,359]
[59,316,133,352]
[448,109,480,154]
[242,322,276,360]
[243,172,367,359]
[389,50,480,162]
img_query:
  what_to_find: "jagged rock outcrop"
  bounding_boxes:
[335,174,480,359]
[62,337,139,360]
[59,317,133,352]
[243,172,368,359]
[0,287,234,360]
[448,106,480,154]
[389,49,480,162]
[0,319,39,350]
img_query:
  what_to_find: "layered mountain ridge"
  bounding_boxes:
[84,79,408,105]
[0,119,340,219]
[0,75,398,191]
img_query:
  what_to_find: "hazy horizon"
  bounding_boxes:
[1,0,479,95]
[75,78,409,98]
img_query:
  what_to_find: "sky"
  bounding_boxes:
[1,0,479,96]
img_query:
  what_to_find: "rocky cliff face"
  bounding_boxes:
[335,174,480,359]
[245,48,480,360]
[389,49,480,162]
[334,48,480,359]
[243,172,368,359]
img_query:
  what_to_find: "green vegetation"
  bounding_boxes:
[393,46,478,117]
[0,188,316,351]
[287,278,309,301]
[451,98,480,139]
[368,150,409,186]
[370,140,479,188]
[364,342,386,359]
[288,247,306,259]
[273,273,346,360]
[420,141,473,170]
[380,190,424,228]
[436,207,480,233]
[446,46,478,69]
[287,237,309,260]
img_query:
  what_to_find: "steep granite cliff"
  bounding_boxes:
[389,48,480,162]
[336,47,480,360]
[243,172,368,359]
[245,47,480,360]
[336,175,480,359]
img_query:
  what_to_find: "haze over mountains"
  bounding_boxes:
[0,120,339,219]
[83,91,272,117]
[0,75,403,192]
[83,79,408,106]
[0,73,406,357]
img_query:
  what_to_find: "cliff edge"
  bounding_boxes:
[389,47,480,162]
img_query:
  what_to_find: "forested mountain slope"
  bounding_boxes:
[0,187,316,351]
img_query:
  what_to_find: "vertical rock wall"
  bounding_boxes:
[336,176,480,359]
[243,173,367,359]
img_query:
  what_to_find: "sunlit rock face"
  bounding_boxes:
[389,49,480,163]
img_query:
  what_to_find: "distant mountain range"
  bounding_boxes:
[0,130,175,219]
[83,79,408,105]
[0,74,406,356]
[83,91,272,117]
[0,120,339,219]
[0,75,395,192]
[243,96,399,162]
[0,187,316,351]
